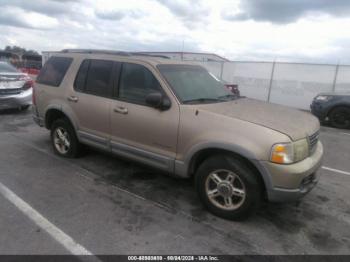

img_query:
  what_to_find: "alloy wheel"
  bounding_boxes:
[205,169,246,211]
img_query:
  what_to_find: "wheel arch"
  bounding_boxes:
[326,104,350,117]
[178,144,273,196]
[45,106,77,131]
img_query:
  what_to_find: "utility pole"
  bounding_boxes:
[267,59,276,102]
[332,61,340,92]
[181,40,185,61]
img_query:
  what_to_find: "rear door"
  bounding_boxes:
[109,62,179,172]
[35,56,73,117]
[67,59,119,150]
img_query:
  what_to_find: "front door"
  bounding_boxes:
[110,62,179,172]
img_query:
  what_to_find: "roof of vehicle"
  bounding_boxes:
[318,91,350,96]
[46,49,203,67]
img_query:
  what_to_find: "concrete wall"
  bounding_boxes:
[199,61,350,110]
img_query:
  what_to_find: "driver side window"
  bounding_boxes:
[119,63,161,104]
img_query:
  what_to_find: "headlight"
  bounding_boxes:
[270,139,309,164]
[315,95,332,101]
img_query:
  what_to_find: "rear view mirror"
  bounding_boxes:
[145,92,171,110]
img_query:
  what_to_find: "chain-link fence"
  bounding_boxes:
[194,61,350,110]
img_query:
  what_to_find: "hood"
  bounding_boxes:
[196,98,320,141]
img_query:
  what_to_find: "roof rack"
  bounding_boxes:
[131,52,170,59]
[60,49,171,59]
[61,49,132,56]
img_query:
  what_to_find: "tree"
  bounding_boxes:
[4,45,39,55]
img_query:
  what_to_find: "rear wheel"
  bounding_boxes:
[329,106,350,129]
[195,155,262,220]
[20,105,30,111]
[51,118,81,158]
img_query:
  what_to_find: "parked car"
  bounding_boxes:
[224,83,240,96]
[0,61,33,110]
[311,92,350,129]
[32,49,323,220]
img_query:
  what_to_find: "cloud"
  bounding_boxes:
[95,9,144,21]
[155,0,210,28]
[0,0,79,16]
[1,0,350,64]
[0,6,59,29]
[222,0,350,24]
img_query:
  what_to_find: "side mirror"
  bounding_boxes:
[145,92,171,110]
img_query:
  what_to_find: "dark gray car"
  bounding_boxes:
[311,92,350,129]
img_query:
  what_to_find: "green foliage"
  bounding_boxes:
[4,45,39,55]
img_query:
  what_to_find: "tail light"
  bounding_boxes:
[23,79,34,90]
[18,74,35,105]
[19,74,33,90]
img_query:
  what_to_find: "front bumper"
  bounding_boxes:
[0,89,32,110]
[261,141,323,202]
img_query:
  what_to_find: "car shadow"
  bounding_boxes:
[0,108,23,115]
[74,146,315,230]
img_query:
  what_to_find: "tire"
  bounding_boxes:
[20,105,30,111]
[329,106,350,129]
[50,118,81,158]
[195,154,262,221]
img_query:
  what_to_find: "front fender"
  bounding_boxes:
[174,142,274,191]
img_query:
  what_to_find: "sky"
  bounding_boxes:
[0,0,350,63]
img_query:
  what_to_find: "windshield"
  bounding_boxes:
[158,64,236,104]
[0,62,18,73]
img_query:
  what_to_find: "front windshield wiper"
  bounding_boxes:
[217,94,240,101]
[182,98,221,104]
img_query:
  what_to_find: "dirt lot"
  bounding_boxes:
[0,108,349,255]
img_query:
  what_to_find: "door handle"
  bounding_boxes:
[113,106,128,114]
[67,96,78,102]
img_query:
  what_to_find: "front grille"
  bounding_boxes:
[308,130,319,153]
[0,88,23,96]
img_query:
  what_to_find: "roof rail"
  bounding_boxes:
[131,52,170,59]
[60,49,171,59]
[61,49,132,56]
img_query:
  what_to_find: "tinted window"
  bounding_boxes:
[85,60,113,97]
[37,56,72,87]
[119,63,161,104]
[74,60,90,91]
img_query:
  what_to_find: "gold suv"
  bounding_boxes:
[32,49,323,220]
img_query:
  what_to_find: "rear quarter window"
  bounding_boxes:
[36,56,73,87]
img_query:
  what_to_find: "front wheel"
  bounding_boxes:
[329,106,350,129]
[195,155,262,220]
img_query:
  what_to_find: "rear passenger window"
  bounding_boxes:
[36,56,72,87]
[85,60,113,97]
[74,60,89,91]
[119,63,162,104]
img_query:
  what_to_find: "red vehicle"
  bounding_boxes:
[18,54,42,76]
